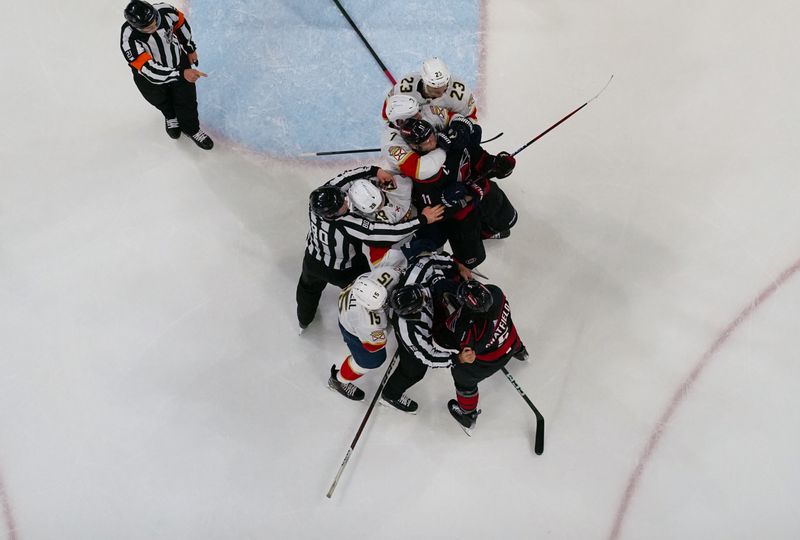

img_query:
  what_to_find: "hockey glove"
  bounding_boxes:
[441,183,468,209]
[467,182,485,201]
[450,115,484,148]
[449,115,475,135]
[490,151,516,179]
[437,122,472,152]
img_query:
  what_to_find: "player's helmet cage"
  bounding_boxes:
[310,185,347,219]
[389,284,426,316]
[399,118,434,146]
[348,179,384,214]
[351,276,388,311]
[124,0,160,29]
[421,57,451,89]
[457,280,493,313]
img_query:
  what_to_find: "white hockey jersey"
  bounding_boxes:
[382,73,478,121]
[380,105,450,180]
[338,267,403,352]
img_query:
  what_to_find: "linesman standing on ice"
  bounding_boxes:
[120,0,214,149]
[297,166,445,330]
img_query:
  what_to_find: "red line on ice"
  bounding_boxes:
[608,257,800,540]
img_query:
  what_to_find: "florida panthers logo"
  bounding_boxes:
[388,146,407,162]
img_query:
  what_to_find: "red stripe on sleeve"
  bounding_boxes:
[130,51,152,71]
[174,10,186,30]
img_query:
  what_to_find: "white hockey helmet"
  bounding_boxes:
[348,179,384,214]
[421,57,451,89]
[351,275,388,311]
[386,94,420,125]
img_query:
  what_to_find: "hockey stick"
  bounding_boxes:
[470,268,489,280]
[330,0,396,85]
[326,350,400,498]
[501,366,544,455]
[300,132,504,157]
[510,74,614,157]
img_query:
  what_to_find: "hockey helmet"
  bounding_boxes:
[399,118,435,146]
[389,284,426,316]
[348,179,384,215]
[386,94,420,126]
[124,0,160,30]
[456,280,493,313]
[310,185,347,219]
[351,275,388,311]
[421,57,451,89]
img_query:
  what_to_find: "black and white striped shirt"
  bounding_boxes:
[305,167,426,270]
[120,3,196,85]
[392,254,460,368]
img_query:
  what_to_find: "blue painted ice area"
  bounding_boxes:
[188,0,481,156]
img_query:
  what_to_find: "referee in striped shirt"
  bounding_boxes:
[297,166,444,330]
[380,253,465,412]
[121,0,213,149]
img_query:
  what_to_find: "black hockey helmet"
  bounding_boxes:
[389,284,426,316]
[456,280,493,313]
[309,185,346,219]
[399,118,434,146]
[124,0,160,30]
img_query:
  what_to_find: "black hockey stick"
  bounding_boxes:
[326,350,400,498]
[301,132,504,157]
[510,74,614,157]
[501,366,544,455]
[330,0,396,85]
[463,75,613,192]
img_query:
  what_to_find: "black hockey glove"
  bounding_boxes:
[441,182,468,209]
[436,121,472,152]
[449,115,474,135]
[490,151,516,179]
[450,115,484,148]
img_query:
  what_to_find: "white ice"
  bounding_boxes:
[2,1,800,539]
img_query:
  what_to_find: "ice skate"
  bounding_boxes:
[448,399,481,436]
[190,129,214,150]
[379,392,418,414]
[327,365,365,401]
[165,117,180,139]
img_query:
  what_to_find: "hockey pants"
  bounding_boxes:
[444,181,517,268]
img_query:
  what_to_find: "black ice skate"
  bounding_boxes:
[165,117,181,139]
[190,129,214,150]
[327,365,365,401]
[514,346,529,361]
[379,392,418,414]
[448,399,481,436]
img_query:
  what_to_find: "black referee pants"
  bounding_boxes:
[382,345,428,400]
[133,64,200,136]
[295,252,370,326]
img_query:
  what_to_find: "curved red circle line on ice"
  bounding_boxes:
[608,257,800,540]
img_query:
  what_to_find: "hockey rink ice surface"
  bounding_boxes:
[2,0,800,539]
